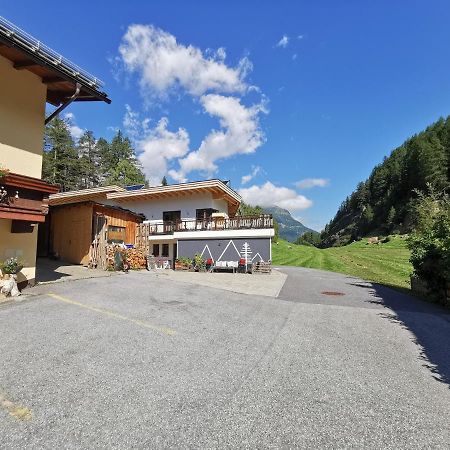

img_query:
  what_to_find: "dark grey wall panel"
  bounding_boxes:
[178,238,271,262]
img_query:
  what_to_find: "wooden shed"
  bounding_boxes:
[47,202,143,265]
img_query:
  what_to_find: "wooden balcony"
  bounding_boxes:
[0,172,59,223]
[145,214,273,235]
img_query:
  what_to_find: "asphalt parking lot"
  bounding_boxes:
[1,268,450,449]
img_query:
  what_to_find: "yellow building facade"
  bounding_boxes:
[0,16,110,287]
[0,55,47,285]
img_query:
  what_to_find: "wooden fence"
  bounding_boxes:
[135,214,273,237]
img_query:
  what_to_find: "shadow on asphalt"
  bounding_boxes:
[351,281,450,388]
[36,258,73,283]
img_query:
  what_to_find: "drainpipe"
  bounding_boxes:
[45,82,81,125]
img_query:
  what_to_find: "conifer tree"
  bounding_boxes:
[43,118,80,191]
[321,116,450,246]
[77,131,100,188]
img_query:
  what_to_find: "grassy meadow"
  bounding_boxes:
[272,235,413,291]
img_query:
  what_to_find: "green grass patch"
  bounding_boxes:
[272,235,412,291]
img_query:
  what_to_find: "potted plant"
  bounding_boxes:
[0,164,9,180]
[175,257,191,271]
[193,253,206,272]
[0,257,24,277]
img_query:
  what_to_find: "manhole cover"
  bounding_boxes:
[321,291,345,296]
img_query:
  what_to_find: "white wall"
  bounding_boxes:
[107,193,229,222]
[148,239,177,262]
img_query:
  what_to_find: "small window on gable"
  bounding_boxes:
[107,225,126,243]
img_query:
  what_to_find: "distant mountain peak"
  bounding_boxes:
[264,206,315,242]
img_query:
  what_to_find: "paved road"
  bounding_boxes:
[1,267,449,449]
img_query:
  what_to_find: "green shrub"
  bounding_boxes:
[407,189,450,303]
[193,253,206,270]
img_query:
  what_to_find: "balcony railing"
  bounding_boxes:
[145,214,273,235]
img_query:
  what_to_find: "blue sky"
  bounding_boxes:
[3,1,450,230]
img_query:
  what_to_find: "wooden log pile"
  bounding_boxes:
[105,245,147,270]
[252,261,272,274]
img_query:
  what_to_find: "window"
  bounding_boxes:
[163,210,181,223]
[162,244,169,257]
[107,225,126,244]
[152,244,160,257]
[196,208,217,220]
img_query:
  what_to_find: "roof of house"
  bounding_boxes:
[0,16,110,106]
[49,186,125,206]
[51,200,145,221]
[49,180,242,214]
[106,179,242,209]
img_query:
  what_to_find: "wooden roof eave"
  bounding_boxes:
[0,36,110,106]
[3,172,59,194]
[106,180,242,204]
[49,186,125,205]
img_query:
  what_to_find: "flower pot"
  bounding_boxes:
[3,266,23,275]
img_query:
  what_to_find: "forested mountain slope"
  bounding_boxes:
[264,206,314,242]
[321,116,450,247]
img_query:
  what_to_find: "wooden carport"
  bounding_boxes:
[44,202,143,265]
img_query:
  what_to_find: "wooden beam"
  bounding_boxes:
[72,96,101,102]
[212,191,225,200]
[4,173,59,193]
[42,76,64,85]
[46,91,63,106]
[0,209,45,222]
[14,60,40,70]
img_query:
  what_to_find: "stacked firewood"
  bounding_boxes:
[124,247,147,269]
[105,245,147,270]
[252,261,272,274]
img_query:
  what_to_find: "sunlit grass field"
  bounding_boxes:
[272,235,413,290]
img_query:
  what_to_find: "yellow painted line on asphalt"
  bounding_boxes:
[0,392,32,421]
[47,293,176,336]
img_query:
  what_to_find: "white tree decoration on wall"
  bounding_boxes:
[240,242,252,265]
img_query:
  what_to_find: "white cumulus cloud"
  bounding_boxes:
[64,112,84,141]
[276,35,289,48]
[137,118,190,186]
[118,24,251,98]
[123,107,190,185]
[295,178,330,189]
[241,165,262,185]
[169,94,267,182]
[118,24,268,185]
[123,104,151,139]
[238,182,312,211]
